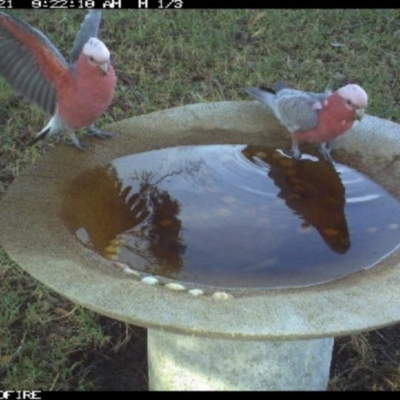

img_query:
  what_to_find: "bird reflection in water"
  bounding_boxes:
[242,146,350,254]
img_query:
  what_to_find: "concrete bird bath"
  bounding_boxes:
[1,101,400,390]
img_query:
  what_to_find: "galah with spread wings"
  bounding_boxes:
[0,10,116,150]
[246,82,368,161]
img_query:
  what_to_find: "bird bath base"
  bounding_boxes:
[148,330,334,390]
[2,101,400,390]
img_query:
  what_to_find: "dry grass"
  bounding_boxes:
[1,9,400,390]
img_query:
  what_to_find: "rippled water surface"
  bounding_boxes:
[61,144,400,288]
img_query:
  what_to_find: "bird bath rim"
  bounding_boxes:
[1,101,400,340]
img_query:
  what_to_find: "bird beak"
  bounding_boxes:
[99,62,109,75]
[355,108,365,121]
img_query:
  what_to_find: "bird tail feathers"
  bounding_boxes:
[27,127,50,147]
[245,87,277,112]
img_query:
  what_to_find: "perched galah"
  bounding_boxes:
[0,10,116,150]
[246,82,368,161]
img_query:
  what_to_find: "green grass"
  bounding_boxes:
[1,9,400,390]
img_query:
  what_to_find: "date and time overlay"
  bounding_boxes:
[0,0,184,8]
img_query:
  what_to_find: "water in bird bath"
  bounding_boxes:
[60,144,400,289]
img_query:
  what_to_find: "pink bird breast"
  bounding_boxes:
[58,48,116,130]
[293,91,364,144]
[313,94,359,141]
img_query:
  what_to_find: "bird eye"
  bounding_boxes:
[346,99,353,106]
[89,56,95,62]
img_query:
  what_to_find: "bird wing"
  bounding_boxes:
[275,88,329,133]
[0,12,69,114]
[69,10,102,64]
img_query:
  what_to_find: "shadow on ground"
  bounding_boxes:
[84,315,400,391]
[86,319,148,391]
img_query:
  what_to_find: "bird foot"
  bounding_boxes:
[291,141,302,160]
[64,134,87,151]
[319,142,334,163]
[86,125,114,139]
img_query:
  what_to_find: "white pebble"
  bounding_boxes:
[165,282,186,291]
[212,291,233,300]
[112,262,128,270]
[123,267,141,277]
[141,276,159,285]
[188,288,204,296]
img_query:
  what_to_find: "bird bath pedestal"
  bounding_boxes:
[1,101,400,390]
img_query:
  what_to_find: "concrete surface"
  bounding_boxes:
[148,329,334,390]
[1,101,400,390]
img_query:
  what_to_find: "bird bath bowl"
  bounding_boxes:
[2,101,400,390]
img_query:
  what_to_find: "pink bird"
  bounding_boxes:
[0,10,116,150]
[246,82,368,162]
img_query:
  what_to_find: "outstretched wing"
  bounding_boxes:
[0,12,69,114]
[69,10,102,64]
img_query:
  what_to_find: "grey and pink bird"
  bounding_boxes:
[246,82,368,161]
[0,10,116,149]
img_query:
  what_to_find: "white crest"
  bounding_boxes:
[82,37,110,63]
[338,84,368,108]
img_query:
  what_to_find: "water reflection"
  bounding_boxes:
[61,144,400,289]
[61,163,197,277]
[242,146,350,254]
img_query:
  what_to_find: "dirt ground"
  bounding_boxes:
[82,316,400,391]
